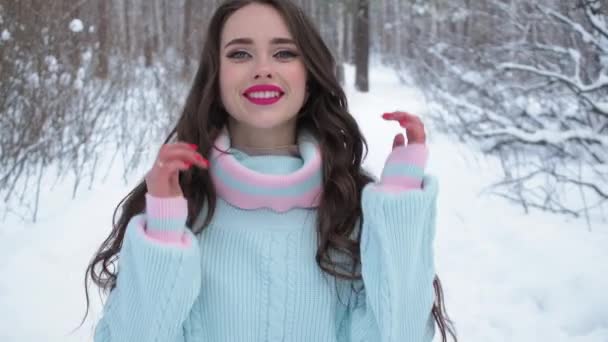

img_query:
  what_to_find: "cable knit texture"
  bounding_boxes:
[94,130,437,342]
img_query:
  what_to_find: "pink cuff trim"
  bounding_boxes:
[145,193,188,219]
[379,175,423,190]
[373,183,421,193]
[386,143,428,169]
[139,224,191,248]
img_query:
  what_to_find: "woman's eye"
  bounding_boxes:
[227,51,250,59]
[274,50,298,59]
[226,50,298,60]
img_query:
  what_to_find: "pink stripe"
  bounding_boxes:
[211,134,322,189]
[386,144,428,168]
[145,194,188,219]
[373,184,420,193]
[138,225,191,248]
[213,175,322,212]
[379,175,422,190]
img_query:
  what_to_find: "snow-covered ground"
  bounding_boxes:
[1,64,607,342]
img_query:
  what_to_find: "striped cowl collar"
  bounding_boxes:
[209,129,323,212]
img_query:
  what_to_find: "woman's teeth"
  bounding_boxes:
[247,91,281,99]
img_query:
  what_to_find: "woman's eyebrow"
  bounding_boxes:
[223,37,296,49]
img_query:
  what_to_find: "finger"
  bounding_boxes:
[156,159,193,174]
[397,120,423,130]
[383,111,422,124]
[392,133,405,149]
[157,151,206,171]
[399,122,426,143]
[397,113,422,124]
[160,142,200,156]
[158,145,209,169]
[382,112,395,120]
[382,111,418,119]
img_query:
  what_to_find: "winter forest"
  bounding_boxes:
[2,0,607,222]
[1,0,607,341]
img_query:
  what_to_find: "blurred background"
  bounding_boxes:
[2,0,606,222]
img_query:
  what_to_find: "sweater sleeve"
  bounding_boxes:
[94,195,201,342]
[349,144,437,341]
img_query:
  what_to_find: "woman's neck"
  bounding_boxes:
[232,144,300,157]
[227,119,297,151]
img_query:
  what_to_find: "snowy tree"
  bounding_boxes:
[412,0,607,219]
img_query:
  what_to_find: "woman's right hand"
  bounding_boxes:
[145,143,209,198]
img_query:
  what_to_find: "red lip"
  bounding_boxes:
[243,84,284,95]
[243,84,285,106]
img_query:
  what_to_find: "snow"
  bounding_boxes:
[44,55,58,73]
[525,97,543,116]
[451,8,469,22]
[26,72,40,88]
[596,101,608,114]
[59,72,72,86]
[69,19,84,33]
[0,64,607,342]
[601,55,608,69]
[462,71,484,86]
[82,49,93,63]
[74,67,85,90]
[1,29,10,41]
[413,3,428,15]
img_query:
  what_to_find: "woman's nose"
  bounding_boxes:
[254,72,272,80]
[253,57,273,80]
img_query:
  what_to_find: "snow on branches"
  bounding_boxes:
[414,0,607,220]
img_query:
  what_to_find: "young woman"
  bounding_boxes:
[84,0,457,341]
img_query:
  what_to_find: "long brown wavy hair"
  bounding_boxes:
[83,0,457,340]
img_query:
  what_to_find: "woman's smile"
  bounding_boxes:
[243,84,285,105]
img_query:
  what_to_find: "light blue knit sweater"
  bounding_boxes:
[94,131,437,341]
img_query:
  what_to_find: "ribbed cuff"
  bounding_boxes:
[386,143,428,165]
[145,194,188,231]
[144,194,189,245]
[379,144,428,190]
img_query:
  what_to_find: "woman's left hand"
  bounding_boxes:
[382,111,426,148]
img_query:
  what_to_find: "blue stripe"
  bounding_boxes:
[212,163,322,197]
[381,163,425,179]
[147,217,186,230]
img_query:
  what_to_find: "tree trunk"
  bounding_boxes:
[142,0,154,67]
[123,0,132,57]
[161,0,169,50]
[182,0,193,78]
[354,0,369,92]
[343,4,351,64]
[380,0,390,64]
[96,0,109,79]
[152,0,163,56]
[336,1,345,85]
[63,0,81,70]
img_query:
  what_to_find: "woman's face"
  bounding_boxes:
[219,3,307,133]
